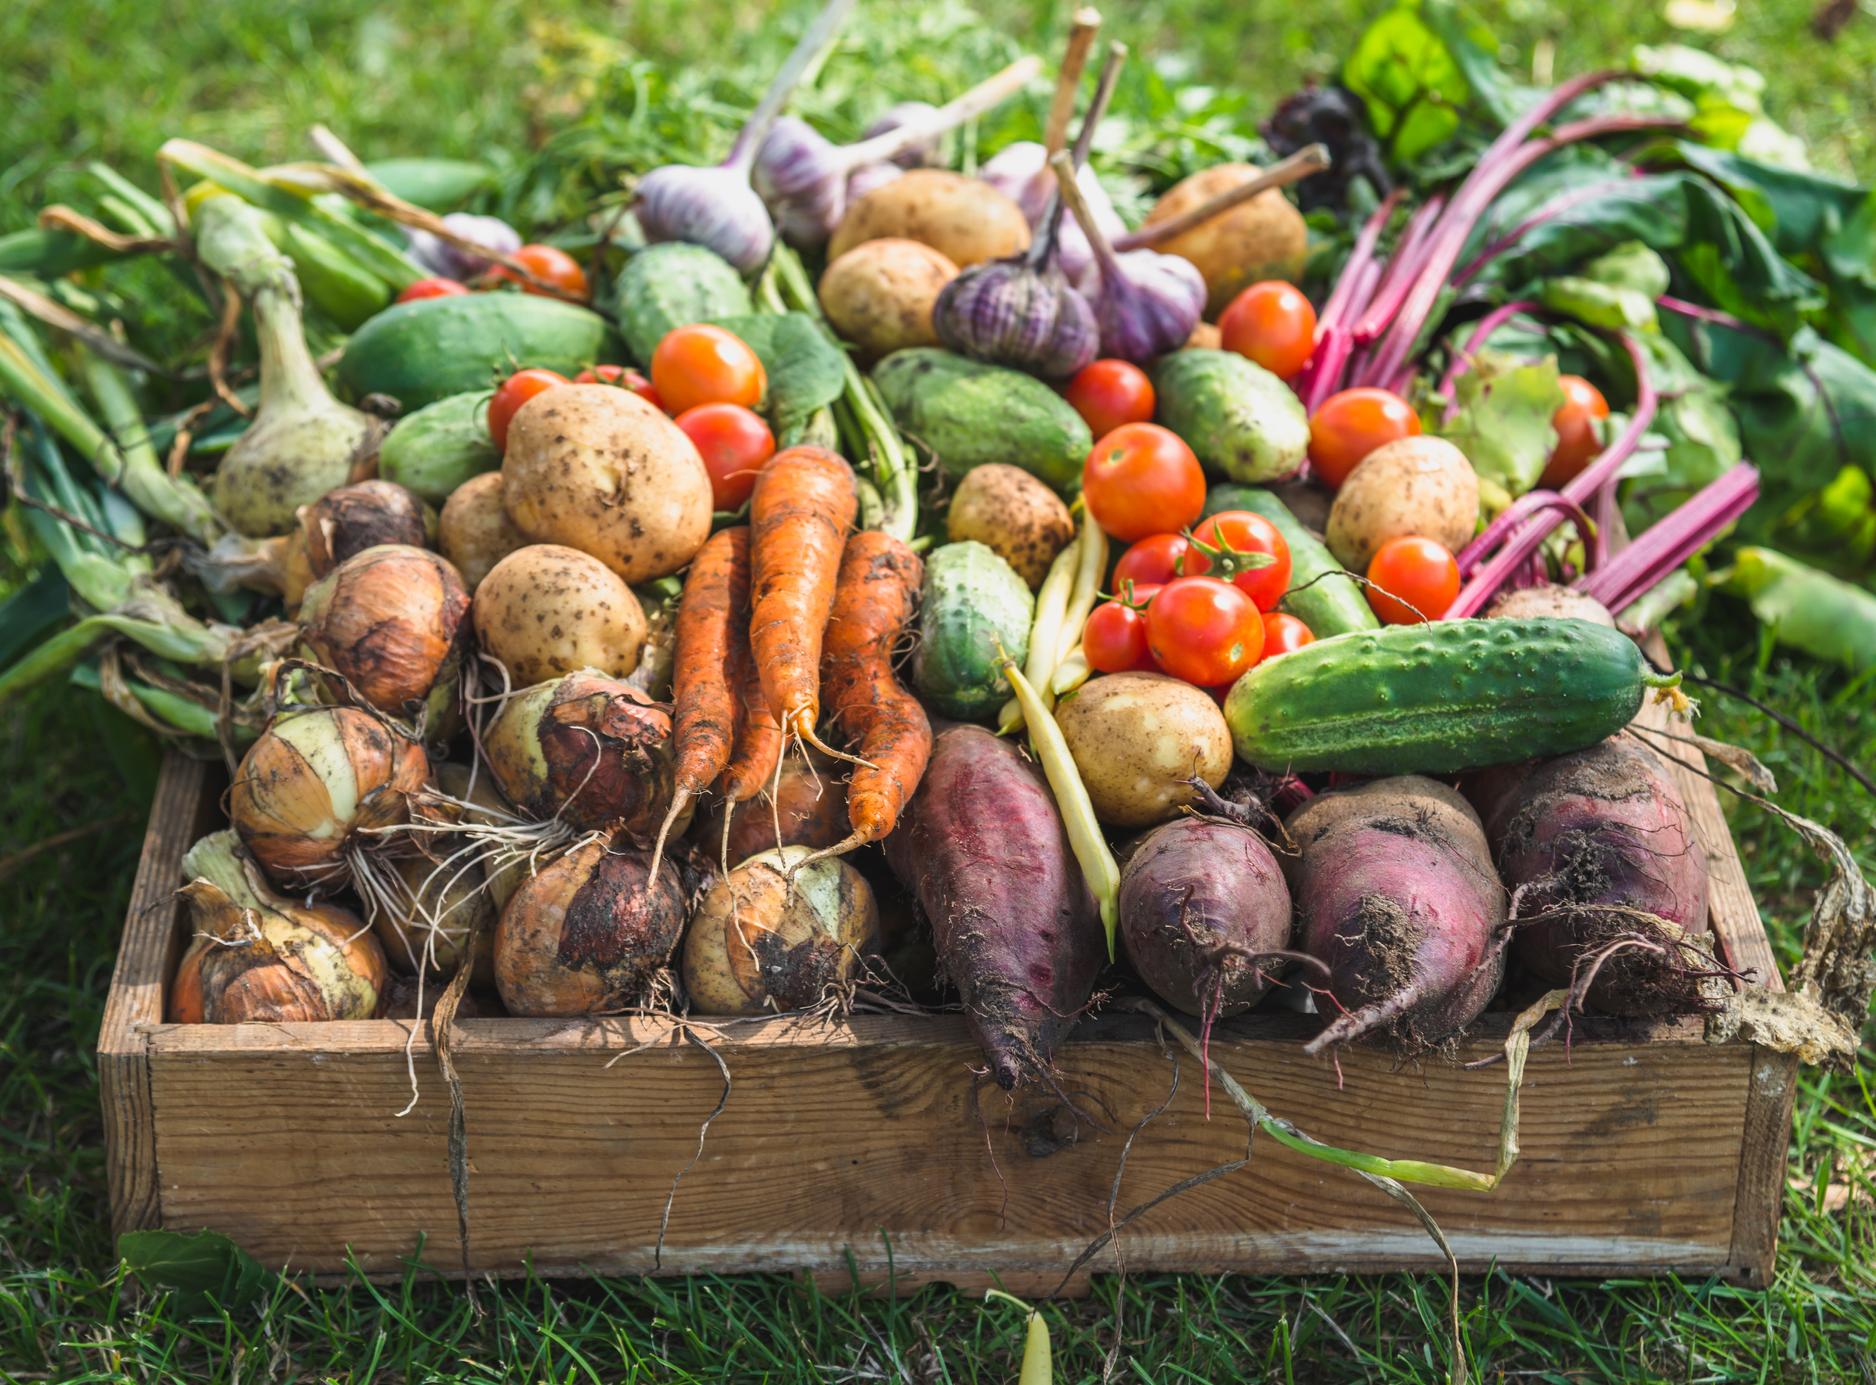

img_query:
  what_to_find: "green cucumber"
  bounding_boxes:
[914,541,1035,720]
[1207,485,1378,637]
[1225,618,1678,774]
[362,158,497,211]
[279,222,392,330]
[613,243,753,363]
[1152,349,1309,483]
[337,293,616,410]
[872,349,1090,491]
[377,392,499,503]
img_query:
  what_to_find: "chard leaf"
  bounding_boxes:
[1438,349,1565,497]
[1342,1,1519,165]
[1539,241,1671,332]
[1722,547,1876,673]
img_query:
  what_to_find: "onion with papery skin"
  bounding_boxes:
[406,212,522,281]
[372,849,496,984]
[229,705,429,893]
[483,669,676,837]
[199,479,432,608]
[193,195,384,537]
[494,835,688,1016]
[633,0,856,271]
[682,845,878,1014]
[699,751,848,866]
[297,544,469,717]
[170,829,387,1022]
[427,761,530,914]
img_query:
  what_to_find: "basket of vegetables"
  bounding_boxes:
[5,0,1867,1300]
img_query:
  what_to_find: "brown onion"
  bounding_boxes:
[483,670,675,837]
[170,830,387,1022]
[229,705,429,893]
[297,544,470,717]
[371,849,497,983]
[700,751,848,866]
[494,836,688,1016]
[300,481,434,576]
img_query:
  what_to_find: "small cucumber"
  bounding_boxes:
[872,349,1090,491]
[612,243,753,363]
[1225,618,1678,774]
[362,158,497,211]
[915,541,1035,720]
[1207,485,1378,637]
[377,392,499,503]
[1152,349,1309,484]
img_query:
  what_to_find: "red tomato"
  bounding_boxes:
[397,277,470,303]
[651,325,767,417]
[488,368,569,452]
[1082,423,1206,543]
[675,403,777,510]
[485,243,589,300]
[1365,536,1461,624]
[1064,359,1156,438]
[1083,600,1155,674]
[1114,533,1191,590]
[1259,611,1314,658]
[1145,576,1263,686]
[574,363,663,410]
[1218,281,1318,380]
[1186,510,1292,612]
[1308,387,1422,489]
[1539,375,1611,488]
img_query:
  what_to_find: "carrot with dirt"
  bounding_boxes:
[646,526,749,881]
[808,530,931,860]
[748,444,861,763]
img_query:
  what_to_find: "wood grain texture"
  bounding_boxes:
[107,722,1794,1286]
[98,753,213,1238]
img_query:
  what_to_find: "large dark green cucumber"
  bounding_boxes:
[1207,484,1378,637]
[1225,618,1677,774]
[337,294,616,410]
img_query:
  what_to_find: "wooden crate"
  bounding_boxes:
[99,735,1797,1292]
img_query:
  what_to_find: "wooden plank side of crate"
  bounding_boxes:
[144,1012,1751,1282]
[98,754,214,1238]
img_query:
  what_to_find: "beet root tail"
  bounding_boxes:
[1304,978,1427,1057]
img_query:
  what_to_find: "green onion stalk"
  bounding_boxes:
[767,243,918,542]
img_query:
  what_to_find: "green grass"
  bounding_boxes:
[3,0,1875,1379]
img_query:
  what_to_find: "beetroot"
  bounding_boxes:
[1286,776,1507,1055]
[1473,737,1712,1015]
[1119,818,1294,1024]
[885,725,1101,1089]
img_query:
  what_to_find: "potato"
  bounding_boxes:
[1184,320,1222,351]
[501,384,712,582]
[439,472,526,590]
[819,238,958,359]
[1055,672,1232,828]
[945,463,1075,589]
[828,170,1030,269]
[1325,436,1480,572]
[1141,163,1308,317]
[682,846,878,1014]
[472,544,648,686]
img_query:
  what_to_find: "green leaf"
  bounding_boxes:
[0,570,71,670]
[1782,466,1876,569]
[118,1229,276,1312]
[710,312,847,446]
[1343,4,1479,164]
[1539,242,1671,332]
[1438,349,1565,497]
[1722,546,1876,673]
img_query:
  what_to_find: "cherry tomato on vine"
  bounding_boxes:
[1218,281,1318,380]
[651,325,767,416]
[1113,533,1191,590]
[1307,387,1421,489]
[1538,374,1611,488]
[397,276,470,303]
[1064,359,1156,438]
[1083,599,1156,674]
[675,403,777,510]
[1082,423,1206,543]
[1259,611,1315,658]
[1145,576,1263,686]
[485,243,589,299]
[1186,510,1292,612]
[574,363,663,410]
[488,368,569,452]
[1365,536,1460,625]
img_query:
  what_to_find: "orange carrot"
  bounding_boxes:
[809,531,931,860]
[647,526,748,879]
[748,445,859,764]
